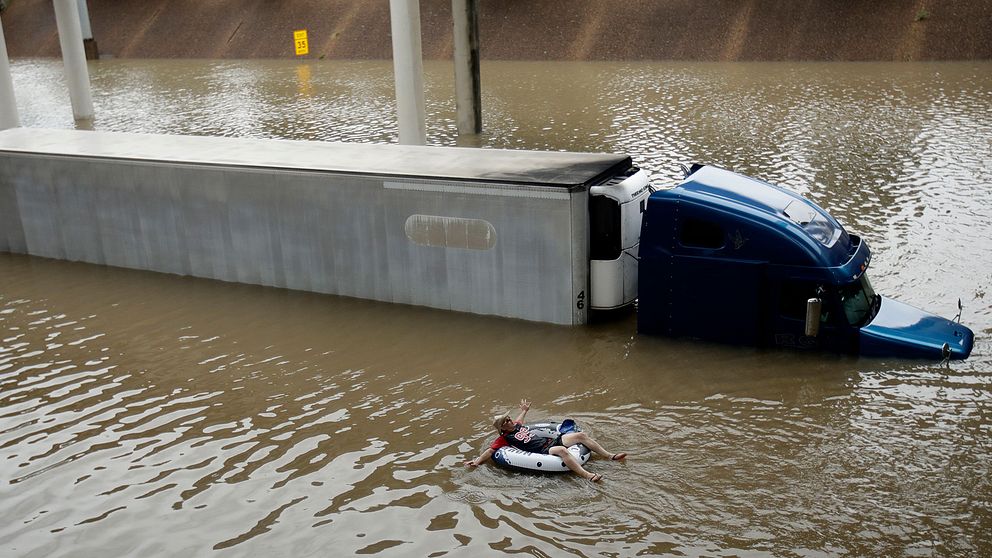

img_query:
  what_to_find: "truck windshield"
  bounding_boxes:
[839,275,879,327]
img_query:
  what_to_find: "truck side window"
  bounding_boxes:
[679,218,724,249]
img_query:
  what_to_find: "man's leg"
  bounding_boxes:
[549,446,599,480]
[560,432,624,460]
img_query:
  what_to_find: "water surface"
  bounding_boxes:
[2,59,991,557]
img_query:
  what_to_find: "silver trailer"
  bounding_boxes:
[0,128,648,325]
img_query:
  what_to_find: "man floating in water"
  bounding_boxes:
[463,399,627,482]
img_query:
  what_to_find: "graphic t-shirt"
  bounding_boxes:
[489,422,553,453]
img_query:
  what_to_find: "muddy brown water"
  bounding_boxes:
[2,59,991,556]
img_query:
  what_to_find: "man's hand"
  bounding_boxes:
[464,460,479,467]
[519,399,531,412]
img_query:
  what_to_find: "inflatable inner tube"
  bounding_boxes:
[491,421,590,473]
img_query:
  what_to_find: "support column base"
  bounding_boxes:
[83,38,99,60]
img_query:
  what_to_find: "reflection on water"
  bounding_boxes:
[2,59,991,556]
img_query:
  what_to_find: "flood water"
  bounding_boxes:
[2,59,991,557]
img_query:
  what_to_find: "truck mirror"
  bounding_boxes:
[805,298,822,337]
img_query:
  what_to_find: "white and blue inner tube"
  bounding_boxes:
[491,421,590,473]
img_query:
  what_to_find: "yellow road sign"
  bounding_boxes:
[294,30,309,56]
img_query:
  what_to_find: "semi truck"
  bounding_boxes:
[0,128,974,359]
[637,164,974,360]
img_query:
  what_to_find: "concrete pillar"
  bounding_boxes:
[53,0,94,120]
[76,0,99,60]
[451,0,481,135]
[388,0,426,145]
[0,16,20,129]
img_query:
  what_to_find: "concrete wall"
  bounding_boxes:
[0,151,589,325]
[2,0,991,61]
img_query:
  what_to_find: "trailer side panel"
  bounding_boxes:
[0,149,588,325]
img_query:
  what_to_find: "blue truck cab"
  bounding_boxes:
[637,165,974,359]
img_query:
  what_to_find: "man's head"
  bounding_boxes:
[493,414,513,433]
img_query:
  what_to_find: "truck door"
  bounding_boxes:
[667,256,766,344]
